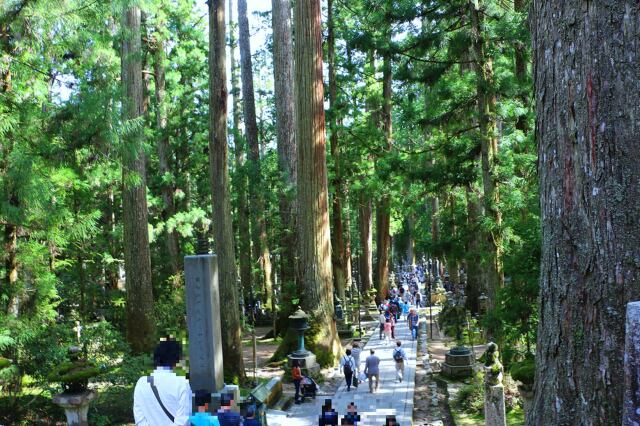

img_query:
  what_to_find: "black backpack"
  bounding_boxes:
[343,356,353,375]
[393,349,403,362]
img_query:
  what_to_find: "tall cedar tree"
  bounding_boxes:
[294,0,341,358]
[530,1,640,423]
[229,0,252,311]
[208,0,245,381]
[328,0,348,302]
[151,22,180,277]
[271,0,298,301]
[375,10,393,303]
[238,0,274,308]
[470,0,503,314]
[121,4,155,353]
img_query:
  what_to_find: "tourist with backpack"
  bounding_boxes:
[340,349,357,391]
[392,341,407,382]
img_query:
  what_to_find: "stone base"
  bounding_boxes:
[288,352,320,375]
[52,391,96,426]
[441,347,474,378]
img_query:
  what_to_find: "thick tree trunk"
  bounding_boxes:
[328,0,347,303]
[470,0,503,312]
[465,186,482,313]
[238,0,273,308]
[271,0,297,299]
[121,5,155,354]
[359,194,373,294]
[405,215,416,267]
[513,0,529,134]
[208,0,245,381]
[229,0,252,308]
[152,36,180,276]
[375,48,393,303]
[294,0,341,359]
[529,2,640,424]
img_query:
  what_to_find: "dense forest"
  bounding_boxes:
[1,0,638,425]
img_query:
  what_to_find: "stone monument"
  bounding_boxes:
[483,342,506,426]
[185,254,224,394]
[287,307,320,374]
[624,301,640,425]
[49,346,102,426]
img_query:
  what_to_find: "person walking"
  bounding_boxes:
[340,349,357,391]
[133,339,192,425]
[383,318,393,344]
[351,342,362,374]
[378,310,386,340]
[407,308,420,341]
[392,341,407,382]
[291,360,303,404]
[364,349,381,393]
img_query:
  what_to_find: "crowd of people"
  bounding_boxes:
[135,265,428,426]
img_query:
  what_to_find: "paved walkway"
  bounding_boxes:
[269,316,419,426]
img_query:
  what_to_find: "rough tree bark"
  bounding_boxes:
[238,0,273,308]
[470,0,503,312]
[229,0,252,308]
[328,0,347,303]
[529,1,640,424]
[465,185,483,313]
[152,31,180,276]
[359,194,373,294]
[374,45,393,303]
[294,0,341,359]
[271,0,297,300]
[121,5,155,354]
[208,0,245,381]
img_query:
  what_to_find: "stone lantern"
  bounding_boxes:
[49,346,103,426]
[333,294,344,321]
[478,293,489,314]
[287,308,320,373]
[289,307,310,356]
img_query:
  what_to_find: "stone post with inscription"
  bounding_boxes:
[624,301,640,426]
[185,254,224,394]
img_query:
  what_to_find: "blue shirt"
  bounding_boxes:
[218,410,243,426]
[189,412,220,426]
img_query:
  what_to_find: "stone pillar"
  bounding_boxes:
[484,382,506,426]
[52,391,96,426]
[624,301,640,425]
[185,254,224,394]
[483,342,506,426]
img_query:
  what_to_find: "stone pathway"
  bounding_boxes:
[268,316,419,426]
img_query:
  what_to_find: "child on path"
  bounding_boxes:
[384,318,393,344]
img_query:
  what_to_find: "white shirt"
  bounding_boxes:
[133,367,192,426]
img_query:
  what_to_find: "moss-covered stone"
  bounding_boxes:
[510,358,535,386]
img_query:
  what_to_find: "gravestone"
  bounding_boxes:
[624,301,640,425]
[185,254,224,394]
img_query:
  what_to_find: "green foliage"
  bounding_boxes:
[510,357,535,386]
